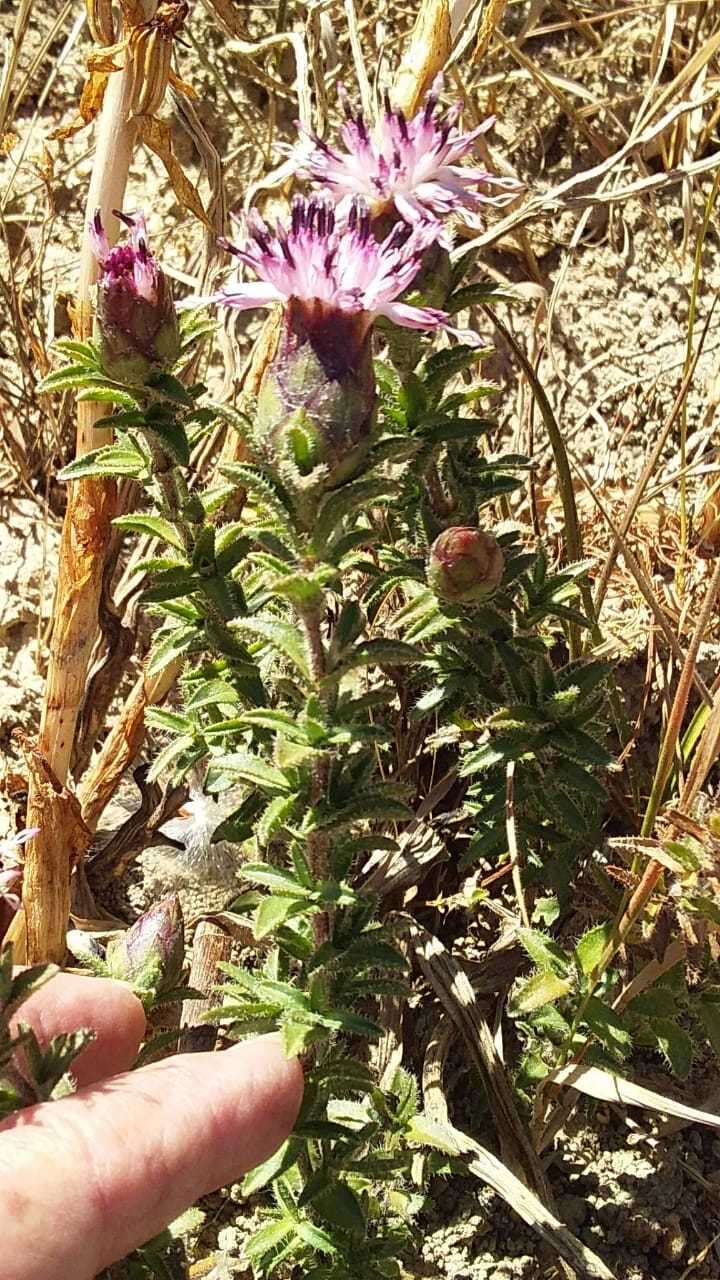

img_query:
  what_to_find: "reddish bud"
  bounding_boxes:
[91,209,180,383]
[428,526,504,603]
[106,894,184,1000]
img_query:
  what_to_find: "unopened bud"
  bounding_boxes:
[255,298,376,494]
[428,526,504,603]
[90,209,180,384]
[106,894,184,1000]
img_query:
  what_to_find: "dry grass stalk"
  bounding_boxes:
[180,920,232,1053]
[21,0,163,962]
[415,1113,615,1279]
[392,0,452,115]
[12,732,91,965]
[401,916,551,1194]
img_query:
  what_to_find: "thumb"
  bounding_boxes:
[0,1035,303,1280]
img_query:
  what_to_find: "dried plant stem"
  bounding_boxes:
[78,660,181,832]
[21,15,161,963]
[180,921,232,1052]
[393,0,451,115]
[640,555,720,839]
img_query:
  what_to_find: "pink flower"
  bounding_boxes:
[186,195,480,346]
[89,209,180,380]
[90,209,159,303]
[298,77,520,242]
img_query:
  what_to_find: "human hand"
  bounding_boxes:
[0,973,303,1280]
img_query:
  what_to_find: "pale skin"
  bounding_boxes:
[0,975,304,1280]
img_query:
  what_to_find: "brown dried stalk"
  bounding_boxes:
[180,920,232,1053]
[20,0,160,963]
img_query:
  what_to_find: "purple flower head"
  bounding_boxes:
[90,208,180,381]
[91,209,158,302]
[298,77,520,244]
[186,195,480,351]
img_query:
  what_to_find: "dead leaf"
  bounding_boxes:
[51,70,109,140]
[137,115,212,229]
[411,1114,616,1280]
[551,1062,720,1129]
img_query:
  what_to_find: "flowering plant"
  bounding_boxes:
[38,78,619,1280]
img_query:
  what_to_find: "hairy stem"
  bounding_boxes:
[302,608,332,947]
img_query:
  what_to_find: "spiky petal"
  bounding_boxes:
[298,77,520,242]
[183,195,480,350]
[91,209,180,382]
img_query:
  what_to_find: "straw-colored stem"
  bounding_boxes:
[23,11,157,963]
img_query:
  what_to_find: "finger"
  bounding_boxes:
[11,973,146,1087]
[0,1034,303,1280]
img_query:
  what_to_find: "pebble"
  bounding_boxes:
[217,1226,244,1255]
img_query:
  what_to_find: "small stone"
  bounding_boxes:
[217,1226,244,1255]
[557,1194,588,1230]
[659,1213,687,1263]
[621,1214,659,1249]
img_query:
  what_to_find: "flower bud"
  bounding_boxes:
[90,209,180,384]
[106,894,184,1000]
[256,297,376,493]
[428,526,504,603]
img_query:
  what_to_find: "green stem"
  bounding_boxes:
[302,607,332,947]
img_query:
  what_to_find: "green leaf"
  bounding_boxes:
[653,1018,693,1078]
[255,895,306,939]
[334,639,421,675]
[113,514,186,552]
[698,996,720,1058]
[552,726,614,768]
[77,384,140,407]
[313,478,394,554]
[294,1222,337,1255]
[627,988,677,1019]
[244,1219,294,1261]
[517,928,570,976]
[38,363,103,392]
[52,338,97,361]
[257,794,298,847]
[213,752,291,794]
[59,442,147,480]
[146,624,201,678]
[244,863,313,895]
[313,1182,366,1236]
[584,996,632,1059]
[241,1139,299,1197]
[423,344,484,395]
[146,734,196,782]
[513,971,572,1014]
[663,839,703,874]
[574,923,613,978]
[147,371,194,405]
[236,617,310,681]
[282,1020,317,1056]
[184,679,240,711]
